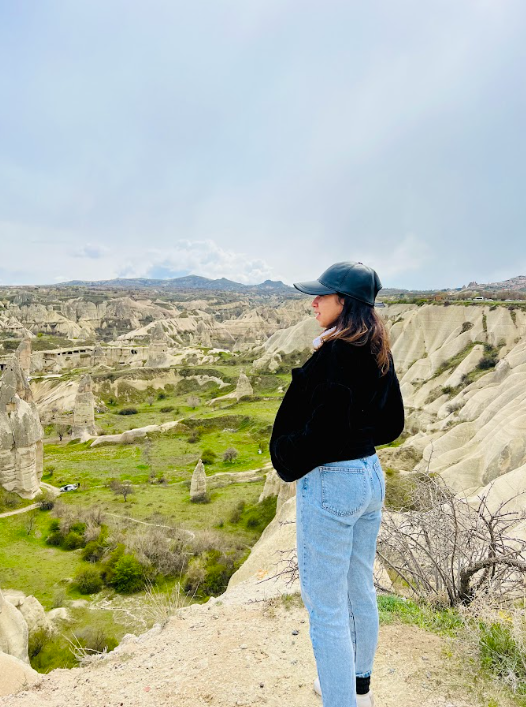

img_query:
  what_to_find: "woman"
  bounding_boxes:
[270,261,404,707]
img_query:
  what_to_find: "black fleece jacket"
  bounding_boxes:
[269,338,404,482]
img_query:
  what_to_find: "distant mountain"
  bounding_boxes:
[462,275,526,293]
[56,275,295,294]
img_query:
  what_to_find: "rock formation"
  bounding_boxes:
[15,338,32,379]
[91,344,105,367]
[0,653,39,697]
[259,467,297,513]
[71,374,97,441]
[207,370,253,406]
[146,321,171,368]
[0,360,44,498]
[0,589,29,663]
[252,317,320,371]
[190,459,207,500]
[234,371,253,399]
[376,304,526,498]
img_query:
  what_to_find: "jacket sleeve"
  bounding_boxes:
[372,368,405,446]
[270,379,353,483]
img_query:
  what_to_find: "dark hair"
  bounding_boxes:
[321,294,391,375]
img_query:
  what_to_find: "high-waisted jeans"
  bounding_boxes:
[296,453,385,707]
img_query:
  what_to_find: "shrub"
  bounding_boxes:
[222,447,239,463]
[461,321,474,333]
[48,518,60,532]
[117,408,138,415]
[111,554,145,593]
[183,558,206,595]
[160,405,174,413]
[477,355,497,370]
[201,448,217,465]
[51,588,66,609]
[74,566,103,594]
[45,531,63,547]
[229,500,246,524]
[82,540,106,563]
[185,549,247,598]
[38,492,55,511]
[28,628,51,659]
[76,626,118,654]
[191,492,211,504]
[0,489,20,511]
[242,496,277,531]
[157,391,168,400]
[63,531,85,550]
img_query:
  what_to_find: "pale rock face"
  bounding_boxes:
[72,374,97,441]
[91,344,105,367]
[47,607,71,624]
[0,652,39,697]
[259,468,296,513]
[252,318,319,371]
[15,339,32,379]
[17,596,54,636]
[259,468,282,502]
[190,459,207,500]
[207,370,253,406]
[234,371,253,400]
[0,589,29,663]
[146,322,171,368]
[0,360,44,499]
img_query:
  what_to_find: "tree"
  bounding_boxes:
[187,395,200,409]
[268,470,526,609]
[110,480,135,502]
[222,447,238,463]
[25,509,38,535]
[56,424,68,442]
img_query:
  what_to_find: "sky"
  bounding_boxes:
[0,0,525,290]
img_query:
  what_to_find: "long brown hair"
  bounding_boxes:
[321,294,391,375]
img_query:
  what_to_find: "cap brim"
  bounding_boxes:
[293,280,336,295]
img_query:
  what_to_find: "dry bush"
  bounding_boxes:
[378,471,526,607]
[143,582,191,626]
[189,528,242,556]
[126,526,190,576]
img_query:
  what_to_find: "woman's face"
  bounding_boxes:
[312,294,344,328]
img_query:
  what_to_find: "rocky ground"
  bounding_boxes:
[0,595,506,707]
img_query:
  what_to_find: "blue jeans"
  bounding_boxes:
[296,453,385,707]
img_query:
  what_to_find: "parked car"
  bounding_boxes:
[59,483,79,493]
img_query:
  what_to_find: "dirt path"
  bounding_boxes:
[106,512,196,540]
[0,504,39,519]
[0,598,499,707]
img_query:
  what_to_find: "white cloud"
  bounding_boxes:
[73,243,109,259]
[116,239,276,284]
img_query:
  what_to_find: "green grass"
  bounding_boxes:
[0,512,85,608]
[378,594,463,636]
[0,488,35,514]
[56,479,266,540]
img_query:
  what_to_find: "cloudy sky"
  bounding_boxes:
[1,0,525,290]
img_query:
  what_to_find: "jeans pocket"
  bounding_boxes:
[320,467,368,516]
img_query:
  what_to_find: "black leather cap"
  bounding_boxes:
[293,261,382,306]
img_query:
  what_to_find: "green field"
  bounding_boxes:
[0,360,289,671]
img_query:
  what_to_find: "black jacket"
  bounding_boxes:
[269,338,404,482]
